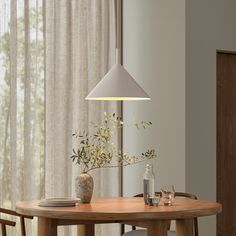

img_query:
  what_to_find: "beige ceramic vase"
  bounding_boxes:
[75,172,94,203]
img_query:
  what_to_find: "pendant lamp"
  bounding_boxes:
[86,0,150,101]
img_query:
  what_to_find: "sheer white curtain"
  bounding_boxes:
[0,0,45,235]
[45,0,120,235]
[0,0,120,235]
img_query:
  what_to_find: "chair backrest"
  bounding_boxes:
[132,192,198,236]
[0,208,33,236]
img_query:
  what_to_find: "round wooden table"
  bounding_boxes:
[16,197,221,236]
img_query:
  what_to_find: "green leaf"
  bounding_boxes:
[70,112,157,170]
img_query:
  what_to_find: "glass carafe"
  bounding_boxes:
[143,164,155,204]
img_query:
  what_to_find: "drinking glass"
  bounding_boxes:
[161,185,175,206]
[148,193,161,206]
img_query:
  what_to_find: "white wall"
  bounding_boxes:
[123,0,236,235]
[123,0,186,196]
[186,0,236,235]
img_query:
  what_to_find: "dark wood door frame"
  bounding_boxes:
[217,50,236,236]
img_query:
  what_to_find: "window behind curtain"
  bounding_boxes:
[0,0,44,234]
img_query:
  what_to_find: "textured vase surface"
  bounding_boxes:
[75,173,94,203]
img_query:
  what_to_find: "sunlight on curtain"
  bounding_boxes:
[0,0,120,235]
[0,0,44,235]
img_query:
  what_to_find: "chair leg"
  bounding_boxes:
[20,217,26,236]
[121,224,125,235]
[1,224,7,236]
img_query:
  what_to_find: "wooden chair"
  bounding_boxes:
[122,192,198,236]
[0,208,33,236]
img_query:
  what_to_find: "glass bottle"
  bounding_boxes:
[143,164,155,204]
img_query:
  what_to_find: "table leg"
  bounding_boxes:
[77,224,95,236]
[147,221,169,236]
[38,217,57,236]
[176,219,194,236]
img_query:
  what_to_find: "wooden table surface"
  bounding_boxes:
[16,197,221,236]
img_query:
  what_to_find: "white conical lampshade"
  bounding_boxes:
[86,63,150,100]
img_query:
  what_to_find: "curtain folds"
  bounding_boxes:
[45,1,120,235]
[0,0,120,235]
[1,0,45,235]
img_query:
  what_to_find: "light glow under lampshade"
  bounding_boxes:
[86,63,150,101]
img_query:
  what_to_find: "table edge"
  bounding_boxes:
[16,199,222,221]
